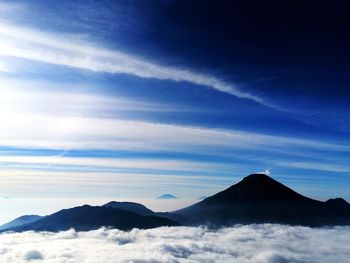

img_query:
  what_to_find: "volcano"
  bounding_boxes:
[174,174,350,226]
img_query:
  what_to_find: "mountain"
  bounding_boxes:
[8,205,179,232]
[0,215,43,231]
[4,174,349,231]
[157,194,178,199]
[174,173,350,226]
[103,201,188,223]
[103,201,155,216]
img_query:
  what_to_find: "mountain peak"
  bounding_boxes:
[325,198,350,211]
[103,201,155,216]
[242,173,274,182]
[197,173,316,205]
[157,194,178,199]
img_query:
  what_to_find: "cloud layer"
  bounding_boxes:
[0,224,349,263]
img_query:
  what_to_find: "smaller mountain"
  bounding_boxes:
[325,198,350,212]
[0,215,43,231]
[103,201,155,216]
[157,194,178,199]
[7,205,179,232]
[197,196,207,200]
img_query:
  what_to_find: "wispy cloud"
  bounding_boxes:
[0,156,224,173]
[0,111,348,153]
[0,61,11,73]
[0,79,182,117]
[0,21,268,106]
[275,161,350,173]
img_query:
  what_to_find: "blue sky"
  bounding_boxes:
[0,0,349,221]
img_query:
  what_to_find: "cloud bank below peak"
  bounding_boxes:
[0,224,349,263]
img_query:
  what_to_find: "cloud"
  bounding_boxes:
[0,62,11,73]
[0,111,347,154]
[0,21,267,107]
[23,250,43,261]
[0,81,180,118]
[0,224,349,262]
[274,161,350,173]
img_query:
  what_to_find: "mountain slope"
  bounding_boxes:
[103,201,155,216]
[0,215,43,231]
[174,174,350,226]
[9,205,179,232]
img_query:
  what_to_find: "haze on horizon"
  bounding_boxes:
[0,0,349,223]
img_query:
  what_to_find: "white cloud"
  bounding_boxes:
[0,62,11,73]
[0,80,179,118]
[0,224,349,262]
[0,21,267,106]
[0,111,347,154]
[0,156,230,174]
[23,250,43,261]
[275,161,350,173]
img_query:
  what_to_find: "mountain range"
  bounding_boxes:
[1,173,349,232]
[6,205,179,232]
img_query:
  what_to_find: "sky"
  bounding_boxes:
[0,0,349,223]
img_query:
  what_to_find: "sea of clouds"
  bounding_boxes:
[0,224,349,263]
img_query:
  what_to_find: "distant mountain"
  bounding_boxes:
[157,194,178,199]
[174,174,350,226]
[0,215,43,231]
[103,201,155,216]
[8,205,179,232]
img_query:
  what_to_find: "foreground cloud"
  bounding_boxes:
[0,224,349,263]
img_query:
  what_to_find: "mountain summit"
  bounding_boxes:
[103,201,155,216]
[175,173,350,226]
[207,173,316,203]
[157,194,178,199]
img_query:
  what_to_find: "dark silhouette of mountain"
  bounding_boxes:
[4,174,350,232]
[157,194,178,199]
[103,201,189,223]
[174,173,350,226]
[103,201,155,216]
[0,215,43,231]
[8,205,179,232]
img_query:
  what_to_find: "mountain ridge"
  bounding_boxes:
[2,173,350,232]
[0,215,43,231]
[7,205,179,232]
